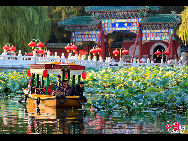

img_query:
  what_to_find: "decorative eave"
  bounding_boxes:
[139,12,181,30]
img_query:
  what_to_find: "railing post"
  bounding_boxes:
[161,58,164,67]
[107,57,110,62]
[147,58,150,66]
[18,50,22,64]
[119,58,123,66]
[175,59,178,67]
[3,49,7,64]
[99,57,103,62]
[33,51,36,64]
[68,53,72,59]
[18,50,21,56]
[93,56,97,68]
[181,52,186,64]
[81,55,84,60]
[105,57,108,62]
[75,54,78,60]
[133,58,136,67]
[61,53,65,59]
[105,57,110,67]
[55,52,57,58]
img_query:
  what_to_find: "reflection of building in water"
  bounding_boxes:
[83,112,167,134]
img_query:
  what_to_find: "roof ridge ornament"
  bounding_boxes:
[171,10,181,23]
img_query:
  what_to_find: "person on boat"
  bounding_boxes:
[44,80,53,95]
[70,82,84,96]
[63,80,72,96]
[58,80,72,96]
[51,80,66,96]
[55,75,62,88]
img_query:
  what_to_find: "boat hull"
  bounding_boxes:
[27,94,84,109]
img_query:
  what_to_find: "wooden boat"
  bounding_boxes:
[22,62,87,109]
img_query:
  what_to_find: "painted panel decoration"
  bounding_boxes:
[142,29,175,41]
[72,31,101,44]
[101,18,142,34]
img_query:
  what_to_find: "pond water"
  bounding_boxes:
[0,94,187,134]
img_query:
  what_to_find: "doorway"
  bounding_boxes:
[153,45,165,63]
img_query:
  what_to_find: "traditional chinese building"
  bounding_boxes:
[48,6,182,62]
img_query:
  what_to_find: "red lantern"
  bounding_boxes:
[27,69,31,79]
[37,42,44,50]
[71,45,78,52]
[90,49,97,55]
[2,46,10,51]
[43,70,47,80]
[28,42,36,49]
[164,51,170,56]
[122,50,129,55]
[65,45,71,52]
[113,50,119,56]
[37,49,44,54]
[9,46,16,52]
[82,71,87,79]
[37,42,44,47]
[96,48,102,54]
[154,51,161,57]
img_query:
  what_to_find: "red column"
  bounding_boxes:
[105,35,110,57]
[170,40,175,59]
[139,27,142,59]
[131,29,140,62]
[101,31,106,60]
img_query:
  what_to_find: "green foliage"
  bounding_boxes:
[0,6,51,53]
[178,6,188,45]
[0,70,59,95]
[47,6,90,43]
[0,70,29,94]
[85,66,188,114]
[156,6,184,14]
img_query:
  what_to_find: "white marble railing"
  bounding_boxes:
[0,49,186,69]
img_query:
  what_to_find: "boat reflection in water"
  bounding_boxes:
[25,96,87,134]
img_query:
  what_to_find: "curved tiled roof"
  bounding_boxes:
[140,14,181,24]
[58,16,101,26]
[85,6,159,12]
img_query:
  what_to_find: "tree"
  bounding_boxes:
[0,6,51,53]
[157,6,184,14]
[46,6,90,43]
[177,6,188,45]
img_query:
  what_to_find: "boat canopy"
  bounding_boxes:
[29,62,85,75]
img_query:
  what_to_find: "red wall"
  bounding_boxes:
[49,41,180,60]
[109,40,180,60]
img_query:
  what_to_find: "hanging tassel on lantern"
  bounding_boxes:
[27,69,31,79]
[43,70,47,80]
